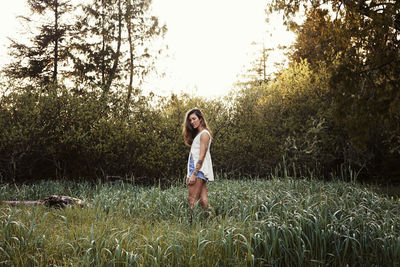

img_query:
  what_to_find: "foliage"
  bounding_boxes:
[0,86,232,183]
[68,0,165,94]
[223,60,366,178]
[289,8,338,66]
[0,86,149,182]
[268,0,400,180]
[0,58,387,182]
[3,0,165,96]
[1,0,399,184]
[5,0,72,86]
[0,178,399,265]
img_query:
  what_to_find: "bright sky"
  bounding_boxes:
[0,1,29,61]
[0,0,295,98]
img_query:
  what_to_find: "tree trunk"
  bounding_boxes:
[53,0,59,87]
[104,0,122,95]
[125,0,134,110]
[101,1,106,87]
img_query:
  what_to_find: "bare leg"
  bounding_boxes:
[188,178,204,206]
[187,178,205,223]
[199,181,208,209]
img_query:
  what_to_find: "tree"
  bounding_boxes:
[69,0,165,96]
[268,0,400,179]
[68,0,122,93]
[5,0,72,88]
[289,8,338,66]
[124,0,166,105]
[248,42,274,84]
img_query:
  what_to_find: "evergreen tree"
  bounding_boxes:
[289,8,338,66]
[5,0,72,88]
[124,0,166,103]
[68,0,165,95]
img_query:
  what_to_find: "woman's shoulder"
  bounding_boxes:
[200,129,211,140]
[193,129,210,143]
[200,129,210,134]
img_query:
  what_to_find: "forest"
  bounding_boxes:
[0,0,399,185]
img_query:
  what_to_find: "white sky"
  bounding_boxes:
[0,0,295,98]
[0,1,29,61]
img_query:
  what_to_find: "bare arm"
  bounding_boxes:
[192,132,210,176]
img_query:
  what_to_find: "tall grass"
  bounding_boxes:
[1,176,399,266]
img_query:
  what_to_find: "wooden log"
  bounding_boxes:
[1,195,89,208]
[2,201,44,206]
[43,195,88,208]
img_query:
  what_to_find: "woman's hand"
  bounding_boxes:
[186,175,196,185]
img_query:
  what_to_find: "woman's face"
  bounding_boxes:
[189,113,201,129]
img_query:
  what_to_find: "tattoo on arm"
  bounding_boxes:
[193,159,203,176]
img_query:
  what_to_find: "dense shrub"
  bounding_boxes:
[215,60,397,181]
[0,87,180,183]
[0,60,398,183]
[0,86,232,183]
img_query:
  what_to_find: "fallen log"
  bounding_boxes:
[1,195,89,208]
[2,200,43,206]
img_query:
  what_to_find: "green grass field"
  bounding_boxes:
[1,177,399,266]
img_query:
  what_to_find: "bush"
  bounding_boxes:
[0,87,226,183]
[0,60,398,183]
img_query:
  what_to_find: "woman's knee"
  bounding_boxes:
[199,197,208,207]
[187,179,204,205]
[187,195,196,204]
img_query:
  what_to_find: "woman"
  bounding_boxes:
[182,108,214,218]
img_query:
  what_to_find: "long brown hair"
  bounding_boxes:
[182,108,212,146]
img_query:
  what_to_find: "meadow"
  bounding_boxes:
[0,176,399,266]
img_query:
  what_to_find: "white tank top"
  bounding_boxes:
[187,129,214,181]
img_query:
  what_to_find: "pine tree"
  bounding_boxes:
[68,0,165,95]
[5,0,72,88]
